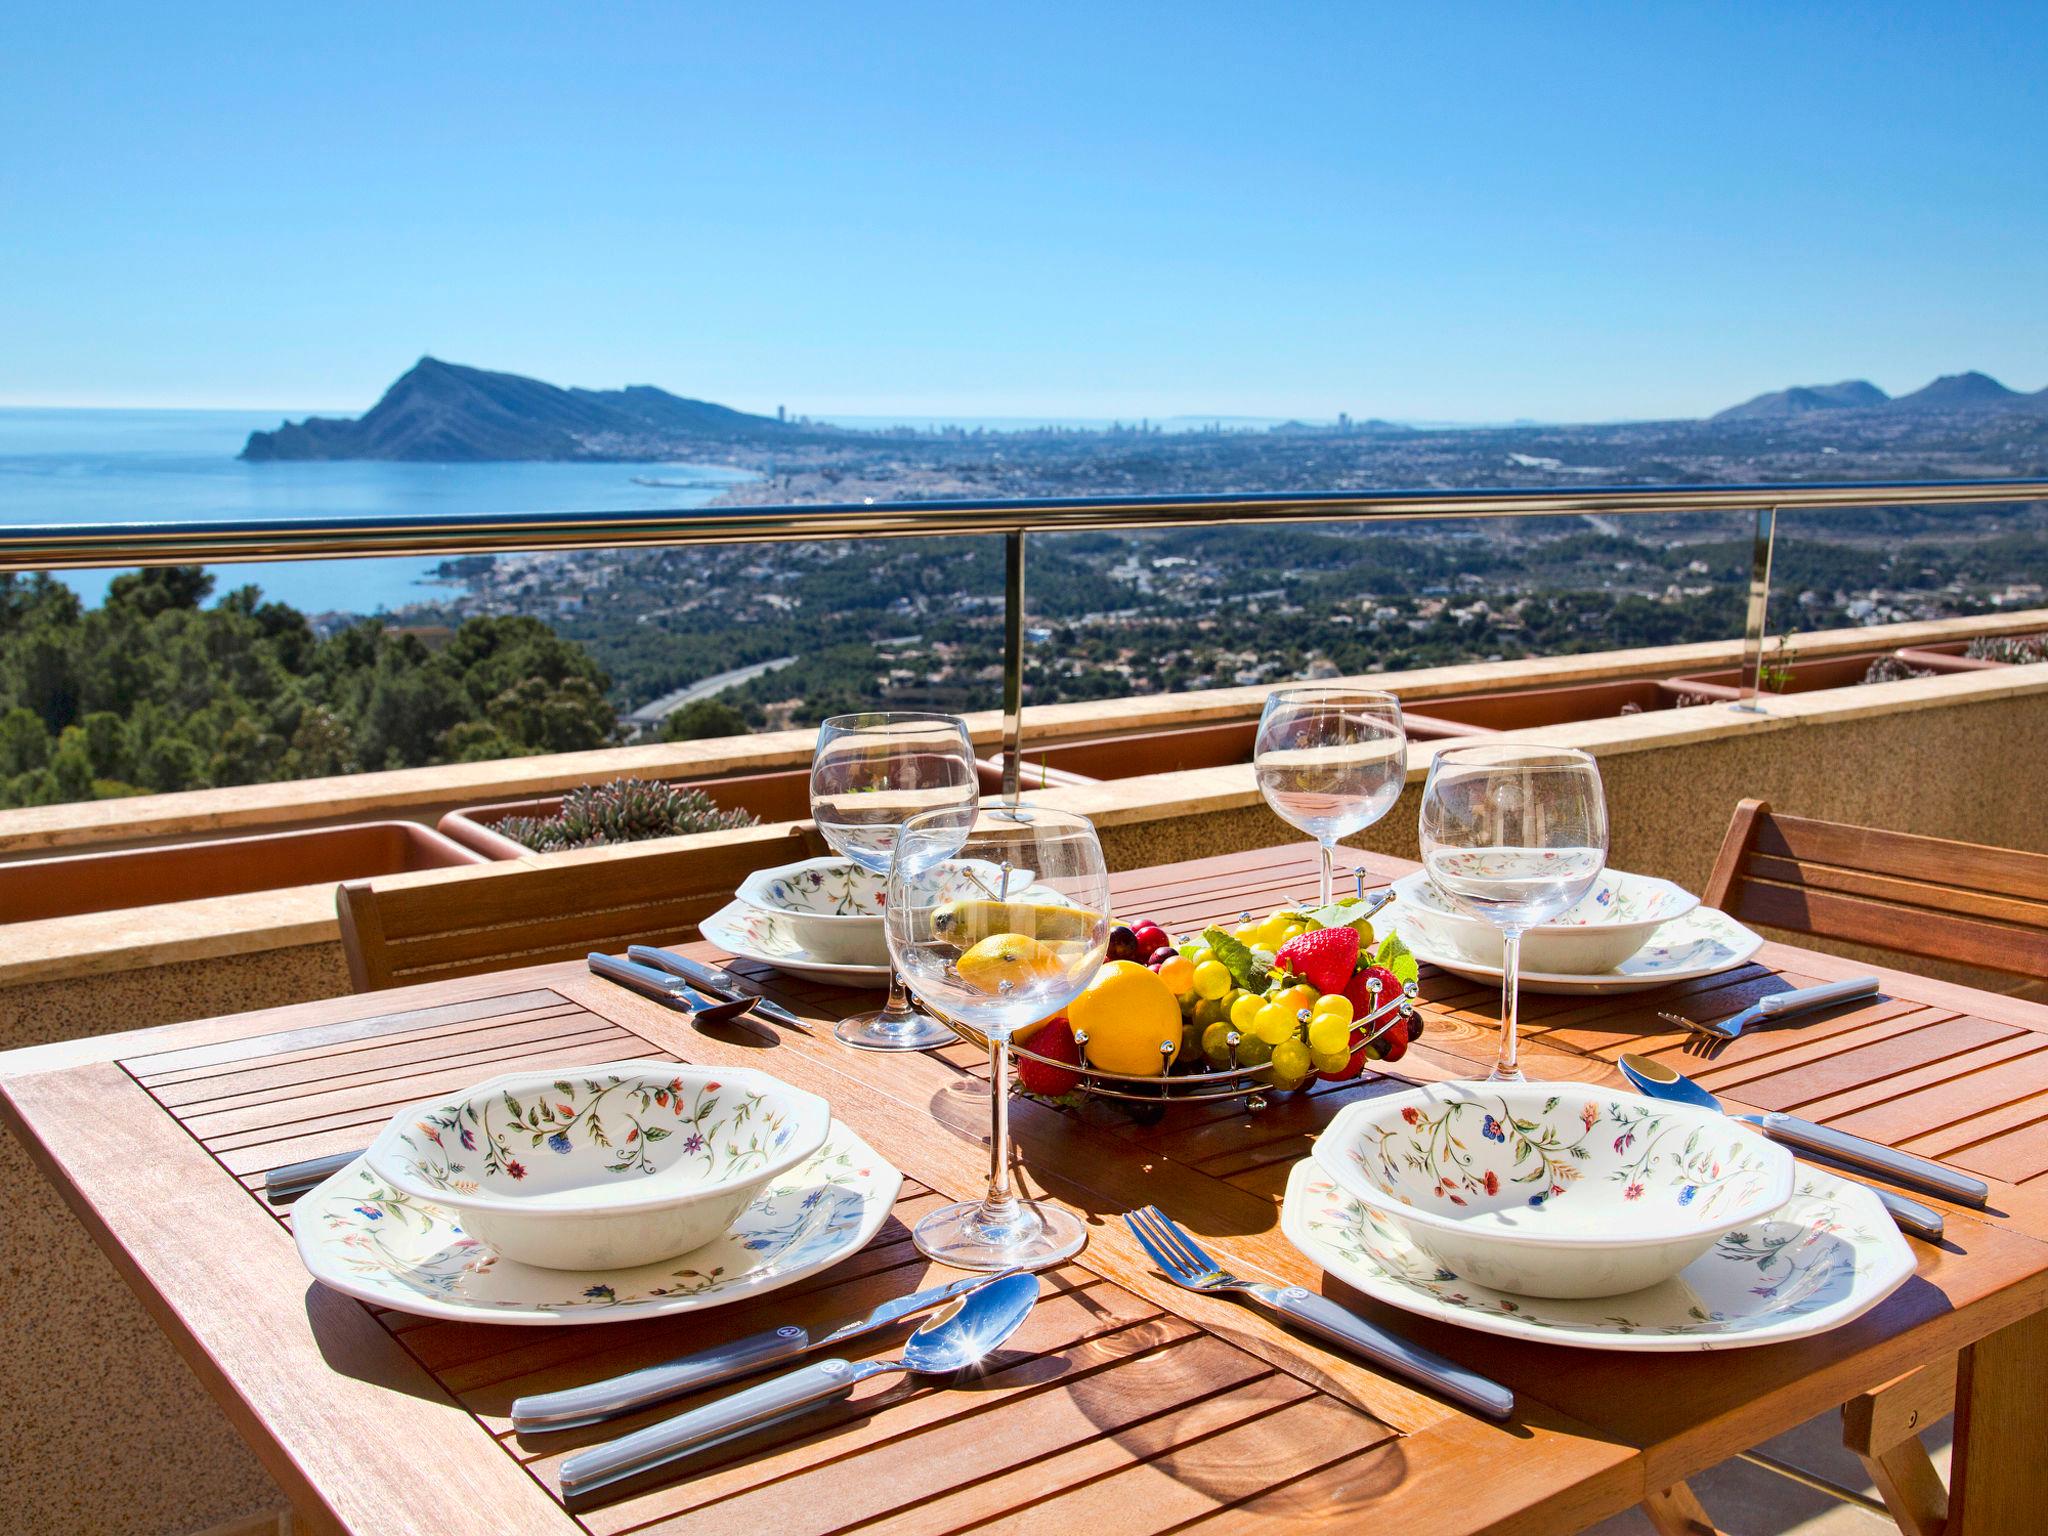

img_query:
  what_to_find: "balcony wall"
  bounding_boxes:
[3,611,2047,1536]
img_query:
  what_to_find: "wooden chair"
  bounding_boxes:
[336,825,822,992]
[1704,799,2048,980]
[1702,798,2048,1534]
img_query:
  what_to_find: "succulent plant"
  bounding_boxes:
[494,777,758,853]
[1964,633,2048,664]
[1862,656,1934,685]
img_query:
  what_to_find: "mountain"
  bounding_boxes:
[1887,371,2024,412]
[241,358,817,461]
[1711,380,1889,422]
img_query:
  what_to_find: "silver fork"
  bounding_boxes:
[1665,1013,1726,1059]
[1664,976,1880,1056]
[1122,1206,1513,1421]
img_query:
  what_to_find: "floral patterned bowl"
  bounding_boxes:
[1311,1082,1794,1298]
[736,857,893,965]
[365,1061,832,1270]
[1392,868,1699,975]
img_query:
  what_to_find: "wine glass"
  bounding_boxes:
[1254,686,1407,907]
[1418,743,1607,1081]
[886,804,1110,1270]
[810,712,980,1052]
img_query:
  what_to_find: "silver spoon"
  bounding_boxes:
[560,1271,1041,1501]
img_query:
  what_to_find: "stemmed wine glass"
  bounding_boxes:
[810,712,980,1052]
[1254,687,1407,907]
[1418,743,1607,1081]
[886,804,1110,1270]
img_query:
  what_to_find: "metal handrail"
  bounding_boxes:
[0,478,2041,566]
[4,477,2043,795]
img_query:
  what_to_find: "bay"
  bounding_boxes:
[0,408,756,618]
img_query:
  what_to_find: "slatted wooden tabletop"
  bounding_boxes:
[5,844,2048,1536]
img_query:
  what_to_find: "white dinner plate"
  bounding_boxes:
[296,1121,902,1325]
[1281,1157,1913,1351]
[699,899,892,986]
[1386,905,1766,995]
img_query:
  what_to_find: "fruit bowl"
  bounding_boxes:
[992,891,1422,1110]
[1312,1082,1794,1298]
[1391,868,1699,975]
[365,1062,832,1270]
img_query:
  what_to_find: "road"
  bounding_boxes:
[620,655,797,729]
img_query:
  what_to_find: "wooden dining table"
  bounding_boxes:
[5,843,2047,1536]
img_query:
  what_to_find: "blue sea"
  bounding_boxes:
[0,408,756,617]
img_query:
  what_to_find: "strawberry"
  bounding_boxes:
[1344,964,1404,1021]
[1376,1008,1411,1063]
[1274,926,1358,994]
[1015,1017,1083,1096]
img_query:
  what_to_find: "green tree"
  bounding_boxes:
[658,698,750,741]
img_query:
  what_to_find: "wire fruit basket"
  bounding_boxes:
[949,958,1418,1113]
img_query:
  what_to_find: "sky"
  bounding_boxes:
[2,2,2043,422]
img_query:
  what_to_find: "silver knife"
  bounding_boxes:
[628,945,814,1036]
[1620,1053,1985,1218]
[586,953,759,1026]
[511,1271,1010,1432]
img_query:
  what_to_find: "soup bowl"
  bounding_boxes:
[1392,868,1699,975]
[1312,1081,1793,1297]
[366,1062,832,1270]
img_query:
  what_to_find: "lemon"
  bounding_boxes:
[1068,960,1182,1076]
[957,933,1064,995]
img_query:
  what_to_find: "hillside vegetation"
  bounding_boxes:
[0,569,616,808]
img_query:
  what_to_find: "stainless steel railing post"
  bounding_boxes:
[1001,530,1026,802]
[1735,505,1779,714]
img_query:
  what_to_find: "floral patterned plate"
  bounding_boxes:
[296,1121,902,1325]
[1281,1157,1914,1350]
[1386,905,1765,995]
[699,899,891,986]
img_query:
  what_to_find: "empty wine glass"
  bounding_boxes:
[1418,743,1607,1081]
[810,712,979,1052]
[887,804,1110,1270]
[1254,686,1407,907]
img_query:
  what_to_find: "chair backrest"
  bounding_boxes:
[337,825,822,992]
[1703,799,2048,979]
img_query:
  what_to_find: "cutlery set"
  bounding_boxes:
[268,924,1984,1504]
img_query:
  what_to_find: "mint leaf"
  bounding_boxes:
[1303,900,1378,937]
[1374,931,1420,988]
[1202,926,1271,994]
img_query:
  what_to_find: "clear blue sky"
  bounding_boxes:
[2,2,2042,421]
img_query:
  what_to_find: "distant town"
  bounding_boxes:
[314,362,2045,735]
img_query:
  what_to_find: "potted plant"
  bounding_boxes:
[441,777,762,859]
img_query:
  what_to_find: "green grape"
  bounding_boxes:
[1307,1013,1351,1057]
[1251,1004,1296,1046]
[1201,1020,1237,1067]
[1309,1045,1353,1075]
[1267,1039,1313,1089]
[1233,1033,1275,1068]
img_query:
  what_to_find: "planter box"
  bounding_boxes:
[974,714,1480,785]
[439,760,1041,859]
[1895,641,2015,672]
[1408,678,1742,732]
[0,821,486,923]
[1676,651,1945,696]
